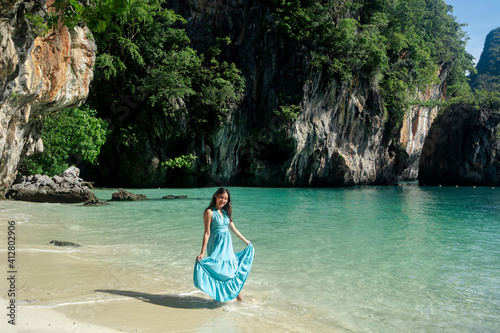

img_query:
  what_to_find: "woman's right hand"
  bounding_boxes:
[196,254,204,262]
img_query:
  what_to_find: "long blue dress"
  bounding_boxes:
[193,207,254,302]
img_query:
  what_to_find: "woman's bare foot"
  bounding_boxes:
[236,294,244,302]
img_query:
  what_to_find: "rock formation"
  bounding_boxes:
[469,27,500,92]
[110,188,147,201]
[399,65,450,181]
[162,194,188,199]
[5,166,97,203]
[0,0,96,197]
[419,105,500,186]
[83,197,107,206]
[0,0,450,189]
[96,0,446,187]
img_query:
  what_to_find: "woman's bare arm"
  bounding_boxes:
[229,221,251,245]
[196,209,212,261]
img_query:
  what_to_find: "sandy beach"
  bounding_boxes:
[0,247,231,333]
[0,210,263,333]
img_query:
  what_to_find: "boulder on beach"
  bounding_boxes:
[5,167,97,203]
[110,188,147,201]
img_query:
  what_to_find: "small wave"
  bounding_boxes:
[178,290,202,297]
[23,297,127,308]
[18,248,79,253]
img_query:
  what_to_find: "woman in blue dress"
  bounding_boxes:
[194,188,254,302]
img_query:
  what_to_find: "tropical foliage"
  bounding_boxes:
[269,0,475,128]
[87,0,245,131]
[22,106,108,176]
[25,0,245,174]
[23,0,478,180]
[444,90,500,112]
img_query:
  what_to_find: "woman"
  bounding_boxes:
[194,188,254,302]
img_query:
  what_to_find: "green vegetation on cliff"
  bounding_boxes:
[23,0,476,185]
[269,0,474,127]
[90,0,244,131]
[469,27,500,92]
[25,0,245,177]
[22,106,108,176]
[444,90,500,113]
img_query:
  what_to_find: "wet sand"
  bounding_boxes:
[0,216,228,333]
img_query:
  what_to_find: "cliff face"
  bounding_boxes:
[286,64,449,186]
[0,0,96,196]
[399,64,450,180]
[419,106,500,186]
[156,0,446,187]
[286,75,385,186]
[95,0,447,187]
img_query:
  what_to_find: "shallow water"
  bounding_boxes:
[2,185,500,332]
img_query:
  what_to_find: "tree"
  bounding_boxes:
[269,0,475,128]
[469,27,500,92]
[22,105,108,176]
[28,0,245,178]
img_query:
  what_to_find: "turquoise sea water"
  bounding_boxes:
[3,185,500,332]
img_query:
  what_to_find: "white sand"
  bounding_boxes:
[0,248,219,333]
[1,298,119,333]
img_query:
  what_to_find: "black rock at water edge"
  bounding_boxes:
[83,198,107,206]
[50,240,81,247]
[110,188,147,201]
[162,195,188,199]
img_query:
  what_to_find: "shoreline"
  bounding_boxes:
[0,247,227,332]
[0,204,309,333]
[0,298,119,333]
[3,187,498,332]
[0,213,225,333]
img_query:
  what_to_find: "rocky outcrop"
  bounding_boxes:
[419,106,500,186]
[0,0,96,197]
[286,75,385,186]
[93,0,447,187]
[173,0,445,187]
[399,65,449,180]
[83,197,107,206]
[110,188,147,201]
[5,167,97,202]
[286,65,447,186]
[469,27,500,92]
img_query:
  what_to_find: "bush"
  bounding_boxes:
[22,105,108,176]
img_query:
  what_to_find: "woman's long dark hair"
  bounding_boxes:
[206,187,232,220]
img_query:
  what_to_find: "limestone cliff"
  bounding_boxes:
[149,0,447,187]
[399,64,450,181]
[87,0,450,188]
[419,105,500,186]
[0,0,96,197]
